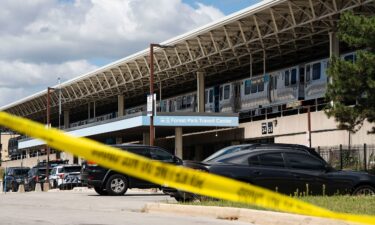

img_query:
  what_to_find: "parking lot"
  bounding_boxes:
[0,189,252,225]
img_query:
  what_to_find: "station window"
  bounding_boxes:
[177,97,182,110]
[258,80,264,92]
[284,70,290,86]
[291,68,297,85]
[244,80,251,95]
[160,100,166,112]
[251,82,258,93]
[209,89,214,103]
[224,85,230,99]
[312,62,321,80]
[186,95,192,108]
[182,96,187,109]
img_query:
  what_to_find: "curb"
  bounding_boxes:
[143,203,355,225]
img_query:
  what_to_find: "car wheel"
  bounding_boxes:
[105,174,128,196]
[352,185,375,196]
[94,187,108,195]
[174,192,195,202]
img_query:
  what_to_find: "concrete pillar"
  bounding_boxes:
[116,137,122,144]
[175,127,183,159]
[143,132,150,145]
[329,32,339,107]
[329,32,339,58]
[197,71,205,113]
[63,110,70,129]
[118,95,125,117]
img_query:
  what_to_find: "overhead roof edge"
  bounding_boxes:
[0,0,289,111]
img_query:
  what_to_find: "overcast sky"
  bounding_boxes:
[0,0,259,108]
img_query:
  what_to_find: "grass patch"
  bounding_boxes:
[179,196,375,216]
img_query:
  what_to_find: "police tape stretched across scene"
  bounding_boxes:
[0,111,373,225]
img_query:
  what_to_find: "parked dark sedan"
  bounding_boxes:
[169,144,375,201]
[3,167,30,192]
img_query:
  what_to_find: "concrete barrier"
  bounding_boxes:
[34,183,42,192]
[43,183,50,192]
[17,184,25,193]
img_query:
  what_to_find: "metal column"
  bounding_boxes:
[197,71,205,113]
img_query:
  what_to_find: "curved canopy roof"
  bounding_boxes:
[1,0,374,120]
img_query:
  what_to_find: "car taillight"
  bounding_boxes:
[59,174,64,179]
[87,161,97,166]
[33,176,38,182]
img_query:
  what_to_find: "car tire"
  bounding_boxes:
[352,185,375,196]
[174,192,195,202]
[105,174,128,196]
[94,187,108,195]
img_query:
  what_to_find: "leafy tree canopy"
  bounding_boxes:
[326,12,375,134]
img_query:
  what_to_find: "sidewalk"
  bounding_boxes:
[143,203,355,225]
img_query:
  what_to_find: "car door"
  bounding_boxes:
[126,147,155,188]
[285,152,330,195]
[248,152,297,195]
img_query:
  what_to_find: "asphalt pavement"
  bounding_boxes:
[0,189,253,225]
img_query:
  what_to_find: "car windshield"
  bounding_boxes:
[37,168,52,175]
[14,169,29,176]
[63,166,81,173]
[203,145,251,162]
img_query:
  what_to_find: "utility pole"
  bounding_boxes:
[45,87,55,189]
[149,43,174,146]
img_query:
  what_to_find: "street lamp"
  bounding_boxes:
[149,43,174,146]
[45,87,55,188]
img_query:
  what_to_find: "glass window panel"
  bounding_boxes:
[286,153,325,170]
[224,85,230,99]
[312,62,321,80]
[244,80,251,95]
[259,153,285,168]
[251,82,258,93]
[291,69,297,85]
[258,81,264,92]
[284,70,290,86]
[150,148,174,162]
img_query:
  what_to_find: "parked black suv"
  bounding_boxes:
[169,143,375,201]
[25,166,52,191]
[3,167,30,192]
[81,144,182,196]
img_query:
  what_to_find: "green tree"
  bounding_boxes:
[325,12,375,133]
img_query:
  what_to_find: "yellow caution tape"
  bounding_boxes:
[0,111,374,225]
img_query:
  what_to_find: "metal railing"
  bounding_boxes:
[317,144,375,173]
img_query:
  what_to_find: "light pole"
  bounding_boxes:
[45,87,55,187]
[149,43,174,146]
